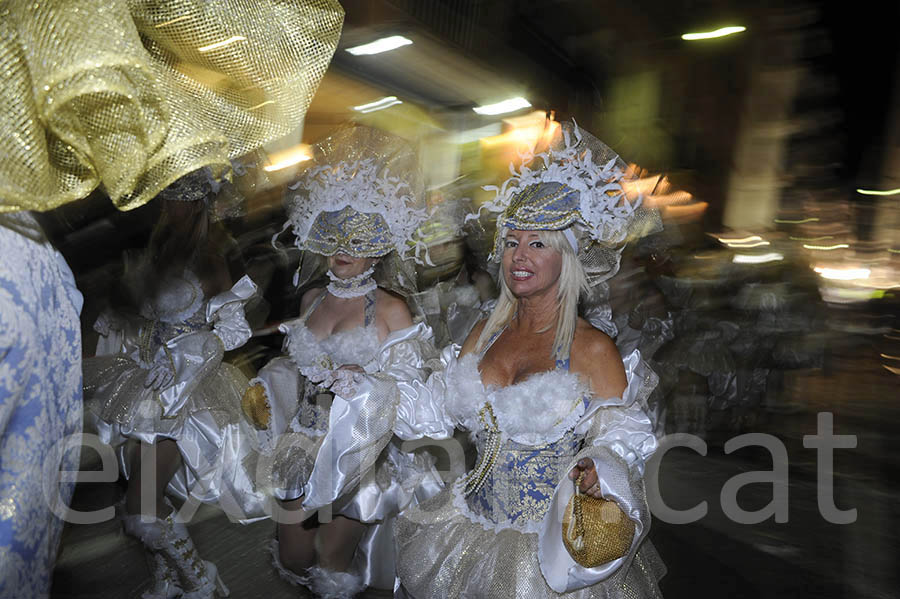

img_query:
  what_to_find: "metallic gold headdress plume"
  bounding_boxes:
[1,0,344,213]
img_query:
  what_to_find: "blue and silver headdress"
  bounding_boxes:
[473,120,660,286]
[286,157,425,259]
[281,125,428,295]
[284,126,427,261]
[155,158,252,221]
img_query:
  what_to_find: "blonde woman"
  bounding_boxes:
[393,122,666,598]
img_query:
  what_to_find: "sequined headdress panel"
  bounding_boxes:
[284,125,427,261]
[305,206,393,258]
[499,181,581,232]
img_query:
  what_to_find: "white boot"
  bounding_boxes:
[118,501,182,599]
[122,507,229,599]
[307,565,365,599]
[140,550,183,599]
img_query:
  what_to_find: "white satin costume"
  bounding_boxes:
[249,287,443,590]
[394,327,666,598]
[83,271,268,522]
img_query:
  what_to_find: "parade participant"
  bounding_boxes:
[245,125,441,598]
[393,121,666,598]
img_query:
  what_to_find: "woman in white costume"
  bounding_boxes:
[393,121,666,598]
[244,126,440,598]
[84,169,265,599]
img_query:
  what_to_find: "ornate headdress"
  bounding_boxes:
[282,125,428,295]
[155,159,252,221]
[472,120,661,286]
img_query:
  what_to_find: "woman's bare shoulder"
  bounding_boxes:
[298,287,324,314]
[375,288,413,331]
[572,318,627,397]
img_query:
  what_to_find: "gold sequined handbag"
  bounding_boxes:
[562,471,635,568]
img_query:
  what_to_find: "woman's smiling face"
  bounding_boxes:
[501,229,562,299]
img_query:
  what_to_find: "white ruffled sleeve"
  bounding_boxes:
[539,349,659,593]
[301,322,443,510]
[392,342,457,442]
[205,275,258,351]
[153,276,257,418]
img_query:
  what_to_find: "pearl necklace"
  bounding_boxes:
[326,266,377,299]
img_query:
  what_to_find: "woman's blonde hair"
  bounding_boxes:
[475,228,589,357]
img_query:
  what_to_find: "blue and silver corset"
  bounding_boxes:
[461,433,583,533]
[295,378,332,436]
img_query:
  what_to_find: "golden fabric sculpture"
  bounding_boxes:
[0,0,344,213]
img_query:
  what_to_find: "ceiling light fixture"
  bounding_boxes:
[352,96,402,113]
[732,252,783,264]
[803,243,850,251]
[813,267,871,281]
[473,97,532,116]
[856,187,900,196]
[263,145,312,172]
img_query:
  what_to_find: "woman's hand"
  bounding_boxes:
[327,364,365,397]
[144,358,175,390]
[568,458,604,498]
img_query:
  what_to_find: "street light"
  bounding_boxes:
[682,26,746,41]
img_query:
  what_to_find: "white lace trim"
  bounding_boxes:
[326,266,377,298]
[450,479,542,535]
[285,321,380,374]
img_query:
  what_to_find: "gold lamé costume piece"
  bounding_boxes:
[0,0,344,212]
[241,383,271,430]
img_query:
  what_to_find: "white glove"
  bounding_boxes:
[144,358,175,390]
